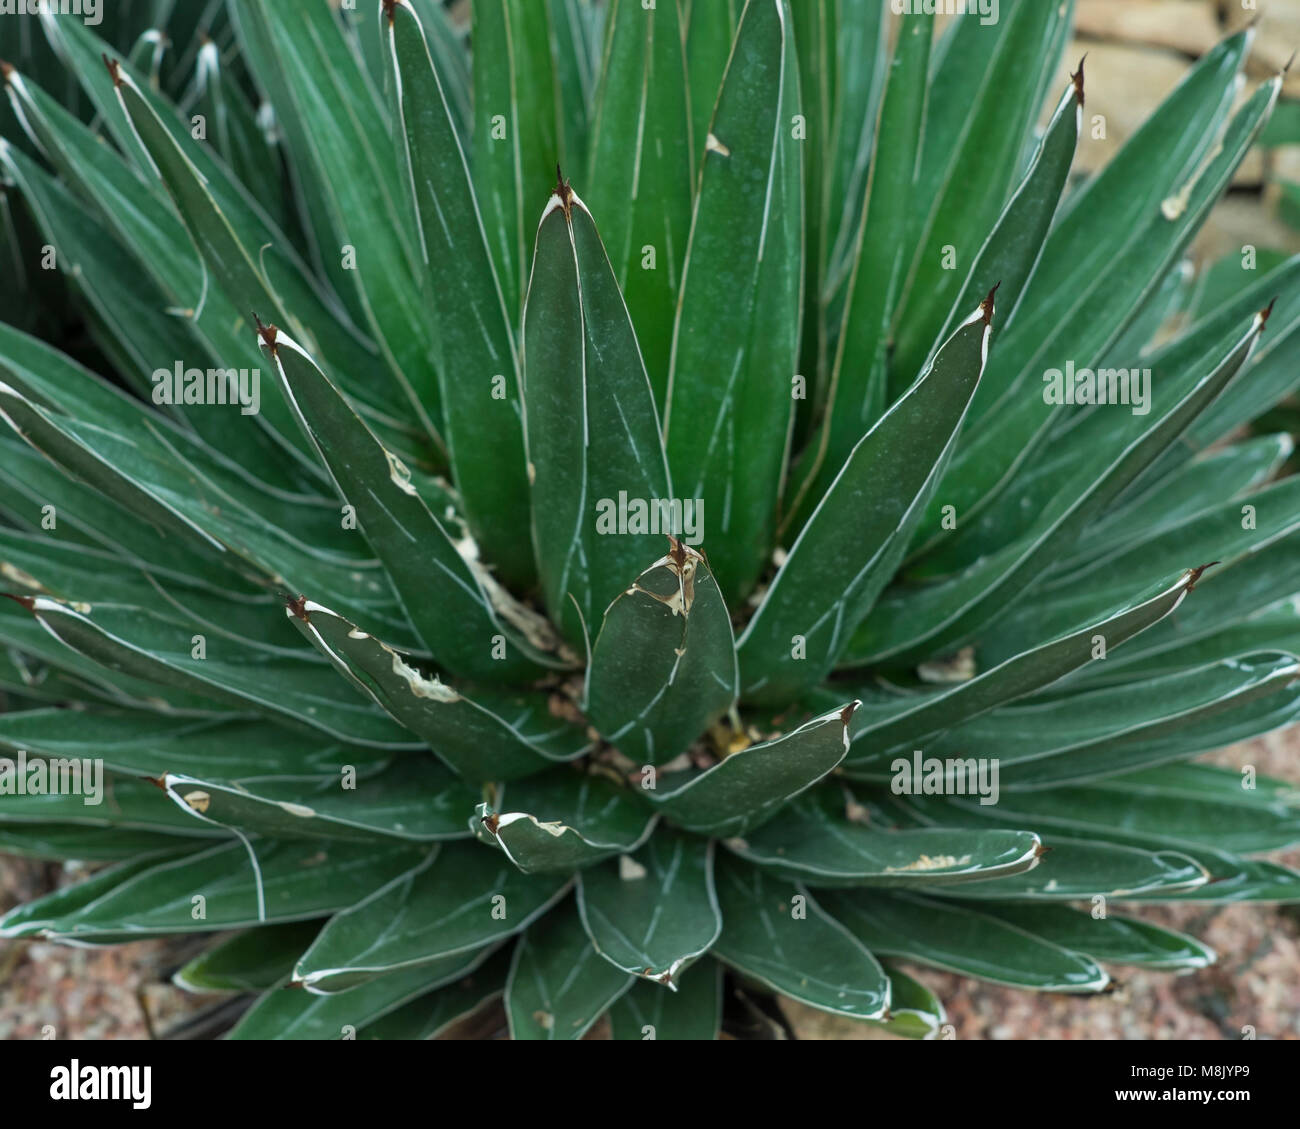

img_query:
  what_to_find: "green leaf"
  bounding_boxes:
[0,708,390,785]
[683,0,740,170]
[585,0,693,403]
[229,947,497,1040]
[294,841,570,991]
[286,601,590,782]
[577,828,720,985]
[920,55,1275,549]
[710,855,888,1020]
[262,325,562,681]
[791,11,930,494]
[471,0,563,315]
[0,770,221,838]
[977,904,1215,971]
[358,946,513,1039]
[936,838,1207,901]
[839,568,1201,761]
[0,840,426,939]
[664,0,802,601]
[585,542,737,764]
[642,701,854,837]
[725,788,1041,888]
[9,595,412,747]
[174,921,323,992]
[229,0,445,443]
[607,960,722,1039]
[505,897,633,1039]
[384,1,535,587]
[158,757,478,843]
[522,184,672,644]
[0,823,201,861]
[740,295,993,702]
[472,769,656,873]
[819,890,1109,992]
[853,308,1268,666]
[889,1,1074,386]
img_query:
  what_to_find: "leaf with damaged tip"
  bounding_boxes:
[818,890,1109,993]
[383,1,535,588]
[0,839,426,940]
[159,757,478,844]
[641,701,854,838]
[976,904,1216,971]
[471,768,656,873]
[607,959,722,1040]
[585,0,693,403]
[836,568,1202,761]
[293,840,570,992]
[174,921,324,993]
[577,828,721,986]
[523,182,673,645]
[738,299,992,703]
[664,0,802,603]
[864,965,945,1040]
[505,896,634,1040]
[724,788,1041,889]
[710,855,889,1020]
[286,601,590,782]
[584,542,737,765]
[262,325,559,683]
[230,947,497,1040]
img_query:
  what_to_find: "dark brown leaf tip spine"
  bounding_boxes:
[666,533,687,570]
[555,164,573,216]
[381,0,400,26]
[1186,562,1219,591]
[1260,297,1277,327]
[1071,55,1086,107]
[839,701,859,727]
[1,593,35,613]
[481,812,501,835]
[0,59,13,85]
[286,594,309,621]
[102,53,122,88]
[980,282,1001,327]
[253,312,278,354]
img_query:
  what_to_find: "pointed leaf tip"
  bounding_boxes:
[381,0,400,24]
[0,59,13,84]
[101,53,121,87]
[1072,56,1086,106]
[555,164,573,215]
[1186,562,1220,591]
[981,282,1001,327]
[1261,297,1278,327]
[285,594,309,621]
[253,313,278,352]
[1,593,35,613]
[840,700,861,726]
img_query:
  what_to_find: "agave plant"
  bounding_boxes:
[0,0,1298,1042]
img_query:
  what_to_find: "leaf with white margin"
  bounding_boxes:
[641,701,857,837]
[286,600,590,782]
